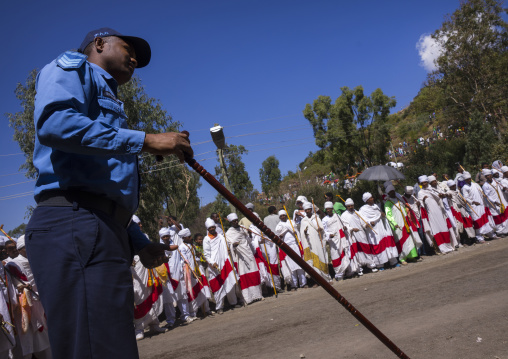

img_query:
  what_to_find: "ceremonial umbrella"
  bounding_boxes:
[357,165,405,181]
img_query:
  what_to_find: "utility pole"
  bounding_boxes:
[210,124,236,214]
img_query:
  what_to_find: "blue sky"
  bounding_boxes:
[0,0,461,232]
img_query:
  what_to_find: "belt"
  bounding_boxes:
[37,190,133,228]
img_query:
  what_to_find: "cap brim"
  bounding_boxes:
[118,35,151,68]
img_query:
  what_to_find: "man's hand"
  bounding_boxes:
[352,228,360,232]
[370,222,375,226]
[329,233,335,238]
[142,132,193,163]
[473,202,480,206]
[138,243,170,269]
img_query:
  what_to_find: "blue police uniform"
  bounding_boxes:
[26,51,150,359]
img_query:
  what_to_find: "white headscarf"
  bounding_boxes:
[428,175,436,182]
[205,218,216,229]
[404,186,414,195]
[345,198,354,206]
[446,180,456,188]
[296,195,308,204]
[132,215,141,224]
[501,166,508,173]
[324,201,334,209]
[278,210,286,216]
[245,202,254,209]
[482,169,492,176]
[302,201,313,210]
[227,213,238,222]
[16,235,25,250]
[385,185,395,194]
[418,175,429,183]
[178,228,191,238]
[159,227,171,238]
[362,192,372,203]
[383,180,393,189]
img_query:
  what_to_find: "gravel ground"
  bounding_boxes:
[137,237,508,359]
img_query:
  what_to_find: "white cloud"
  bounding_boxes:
[416,33,444,72]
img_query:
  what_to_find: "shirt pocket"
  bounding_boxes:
[97,97,127,128]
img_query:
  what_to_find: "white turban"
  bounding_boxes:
[501,166,508,173]
[385,185,395,194]
[446,180,456,188]
[302,201,313,210]
[296,195,307,204]
[132,215,141,224]
[482,169,492,176]
[324,201,334,209]
[227,213,238,222]
[16,235,25,250]
[428,175,436,182]
[404,186,413,195]
[463,172,471,179]
[0,236,6,246]
[362,192,372,203]
[178,228,191,238]
[245,202,254,210]
[345,198,354,206]
[205,218,216,229]
[418,175,429,183]
[492,169,500,176]
[383,180,392,189]
[492,160,503,170]
[278,210,286,216]
[159,227,171,238]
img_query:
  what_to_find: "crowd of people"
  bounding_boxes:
[0,161,506,353]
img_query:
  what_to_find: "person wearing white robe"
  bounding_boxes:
[322,202,359,280]
[429,175,460,248]
[293,196,308,232]
[0,262,15,359]
[7,235,51,359]
[417,176,455,253]
[359,193,399,269]
[341,198,378,272]
[275,210,307,289]
[248,217,271,290]
[482,169,508,236]
[226,214,263,305]
[158,227,180,328]
[131,254,166,340]
[461,172,497,242]
[299,202,331,282]
[383,187,422,263]
[446,181,476,242]
[209,213,224,236]
[203,219,238,314]
[500,166,508,203]
[178,229,213,317]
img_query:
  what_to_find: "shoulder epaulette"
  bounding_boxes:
[56,51,87,69]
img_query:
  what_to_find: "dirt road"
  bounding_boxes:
[138,238,508,359]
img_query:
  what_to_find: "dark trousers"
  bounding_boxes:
[25,205,138,359]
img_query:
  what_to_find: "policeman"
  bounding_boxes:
[26,28,193,359]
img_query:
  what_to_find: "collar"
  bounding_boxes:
[89,63,119,95]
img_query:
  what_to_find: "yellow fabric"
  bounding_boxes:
[303,248,328,273]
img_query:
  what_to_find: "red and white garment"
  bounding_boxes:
[178,243,209,313]
[0,264,15,354]
[322,213,358,277]
[386,195,422,260]
[462,182,496,236]
[483,180,508,235]
[340,210,376,268]
[299,213,331,280]
[248,224,272,288]
[418,187,454,253]
[226,227,262,304]
[447,188,475,238]
[131,255,163,329]
[202,233,236,306]
[358,204,399,266]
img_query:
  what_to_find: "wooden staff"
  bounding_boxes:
[311,199,325,249]
[336,195,378,235]
[283,205,303,252]
[218,213,246,306]
[261,238,277,298]
[455,191,478,217]
[181,134,409,359]
[176,247,203,287]
[0,225,16,243]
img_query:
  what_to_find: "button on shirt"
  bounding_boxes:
[33,52,149,250]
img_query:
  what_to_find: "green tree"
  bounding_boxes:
[7,223,26,238]
[464,112,497,166]
[259,155,281,194]
[429,0,508,124]
[214,145,253,202]
[303,86,396,169]
[6,72,200,240]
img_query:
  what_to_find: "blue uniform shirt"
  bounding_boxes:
[33,51,149,250]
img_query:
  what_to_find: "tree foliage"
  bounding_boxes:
[6,72,200,240]
[429,0,508,124]
[259,155,281,194]
[303,86,396,170]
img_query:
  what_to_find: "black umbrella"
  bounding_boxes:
[357,165,405,181]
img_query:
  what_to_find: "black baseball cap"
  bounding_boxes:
[78,27,151,68]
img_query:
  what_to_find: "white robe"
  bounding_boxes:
[132,255,163,330]
[0,265,15,353]
[358,203,399,266]
[322,213,358,276]
[448,189,476,238]
[203,233,237,307]
[226,227,262,304]
[341,210,376,268]
[248,225,271,288]
[462,182,495,236]
[275,220,304,283]
[483,180,508,235]
[178,243,209,313]
[299,214,331,280]
[418,187,454,253]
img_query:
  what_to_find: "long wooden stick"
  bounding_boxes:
[283,205,303,252]
[182,139,410,358]
[0,225,16,243]
[311,199,325,249]
[261,239,277,297]
[176,247,203,287]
